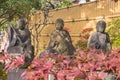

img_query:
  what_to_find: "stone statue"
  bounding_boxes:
[7,19,34,65]
[87,20,111,53]
[46,18,75,55]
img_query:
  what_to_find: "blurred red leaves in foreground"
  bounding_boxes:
[1,48,120,80]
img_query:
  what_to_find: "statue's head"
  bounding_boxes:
[17,19,26,30]
[96,20,106,33]
[55,18,64,30]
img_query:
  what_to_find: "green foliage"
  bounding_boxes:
[0,63,7,80]
[56,0,73,8]
[0,0,46,27]
[0,0,34,18]
[75,40,87,50]
[107,18,120,48]
[0,0,34,30]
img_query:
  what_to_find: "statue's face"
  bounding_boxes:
[96,21,106,33]
[55,18,64,30]
[56,23,64,30]
[17,19,25,30]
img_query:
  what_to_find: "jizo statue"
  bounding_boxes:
[7,19,34,66]
[46,18,75,55]
[87,20,111,53]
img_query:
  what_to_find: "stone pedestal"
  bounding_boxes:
[7,69,25,80]
[48,74,56,80]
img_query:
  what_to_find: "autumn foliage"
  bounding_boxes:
[20,49,120,80]
[1,48,120,80]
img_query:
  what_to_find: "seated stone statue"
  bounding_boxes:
[87,20,111,53]
[46,18,75,55]
[7,19,34,65]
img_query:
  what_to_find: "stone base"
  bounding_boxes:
[48,74,56,80]
[7,69,25,80]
